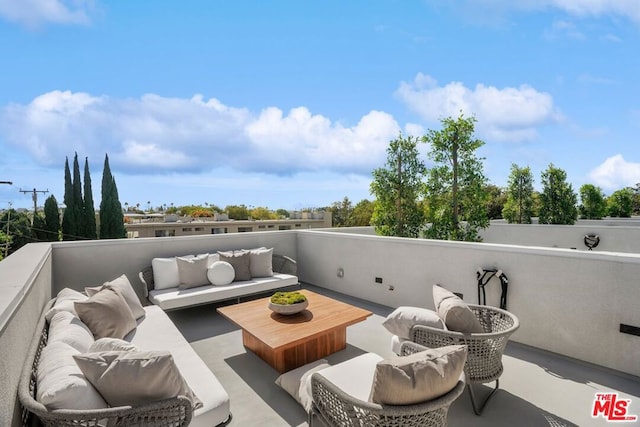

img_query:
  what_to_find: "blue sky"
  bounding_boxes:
[1,1,639,211]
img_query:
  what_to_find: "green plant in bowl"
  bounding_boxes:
[270,291,307,305]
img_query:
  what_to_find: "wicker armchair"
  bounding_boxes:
[18,299,193,427]
[410,304,519,415]
[310,342,466,427]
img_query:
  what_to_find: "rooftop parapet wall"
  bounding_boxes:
[481,221,640,254]
[51,231,298,296]
[0,243,52,427]
[297,230,640,377]
[1,228,639,427]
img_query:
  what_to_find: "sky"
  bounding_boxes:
[1,0,639,211]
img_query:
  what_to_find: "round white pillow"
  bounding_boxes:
[207,261,235,286]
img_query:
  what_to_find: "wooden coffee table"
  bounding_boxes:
[217,289,372,373]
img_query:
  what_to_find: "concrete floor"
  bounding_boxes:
[166,285,640,427]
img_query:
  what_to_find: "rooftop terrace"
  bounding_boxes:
[1,224,640,426]
[169,285,639,426]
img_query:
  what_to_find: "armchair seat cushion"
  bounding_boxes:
[313,353,384,402]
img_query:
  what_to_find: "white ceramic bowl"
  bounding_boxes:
[267,299,309,315]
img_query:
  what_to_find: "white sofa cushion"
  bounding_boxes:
[45,288,88,322]
[90,337,139,352]
[148,273,299,311]
[152,257,181,290]
[73,350,202,408]
[313,353,384,402]
[207,261,235,286]
[275,359,330,412]
[36,341,107,410]
[382,306,445,340]
[126,306,230,427]
[47,311,95,353]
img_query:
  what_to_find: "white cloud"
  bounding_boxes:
[544,20,586,40]
[545,0,640,23]
[245,107,399,174]
[395,73,561,142]
[0,0,94,28]
[440,0,640,25]
[589,155,640,190]
[577,73,615,85]
[0,90,400,176]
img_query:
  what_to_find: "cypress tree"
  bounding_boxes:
[43,195,61,241]
[83,157,97,239]
[100,154,127,239]
[72,153,85,238]
[61,157,76,240]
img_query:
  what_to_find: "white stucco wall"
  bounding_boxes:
[481,221,640,253]
[51,231,298,296]
[297,230,640,377]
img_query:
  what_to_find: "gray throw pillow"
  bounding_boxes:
[176,255,210,289]
[433,285,484,333]
[369,345,467,405]
[218,250,252,281]
[85,274,146,320]
[382,306,445,339]
[74,287,137,340]
[247,247,274,278]
[73,350,202,409]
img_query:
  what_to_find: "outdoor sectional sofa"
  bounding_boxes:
[19,276,231,427]
[139,250,299,310]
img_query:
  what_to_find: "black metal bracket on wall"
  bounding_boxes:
[477,268,509,310]
[620,324,640,337]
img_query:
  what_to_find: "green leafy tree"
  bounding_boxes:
[348,199,375,226]
[485,184,506,220]
[0,209,33,255]
[0,230,10,261]
[502,164,535,224]
[539,164,578,225]
[276,209,290,218]
[61,157,76,240]
[32,213,47,241]
[631,183,640,215]
[250,207,277,220]
[225,204,250,220]
[99,154,127,239]
[423,114,489,241]
[607,188,633,217]
[330,197,354,227]
[578,184,607,219]
[370,134,426,237]
[43,195,61,241]
[83,157,97,239]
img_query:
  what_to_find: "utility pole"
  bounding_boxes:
[0,181,13,185]
[20,188,49,216]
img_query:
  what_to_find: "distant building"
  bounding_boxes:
[124,211,332,238]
